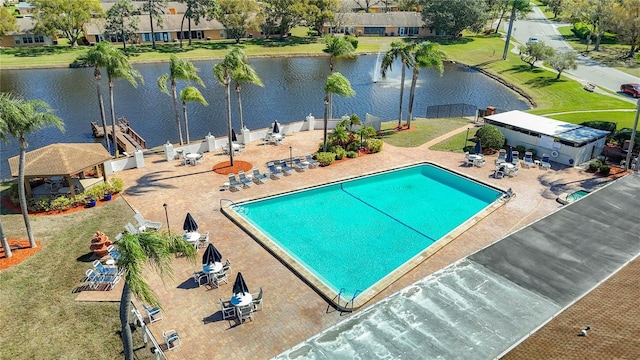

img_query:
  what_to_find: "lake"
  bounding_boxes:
[0,55,529,180]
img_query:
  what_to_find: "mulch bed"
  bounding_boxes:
[393,125,417,132]
[212,160,253,175]
[0,239,41,270]
[0,193,119,216]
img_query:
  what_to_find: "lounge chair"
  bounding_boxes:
[267,162,284,179]
[495,149,507,165]
[251,287,263,311]
[220,298,236,320]
[305,154,320,168]
[522,151,534,168]
[262,131,273,145]
[134,212,162,231]
[142,304,163,323]
[540,154,552,170]
[163,330,181,350]
[511,150,520,166]
[252,168,269,184]
[293,157,308,172]
[92,259,120,276]
[107,245,121,261]
[278,160,294,175]
[85,269,121,290]
[228,174,243,191]
[124,222,139,234]
[238,171,253,188]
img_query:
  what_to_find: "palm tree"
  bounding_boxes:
[158,55,204,145]
[323,35,356,120]
[118,231,196,360]
[180,86,208,143]
[381,41,415,129]
[0,114,10,258]
[232,57,263,130]
[323,72,355,152]
[92,66,110,153]
[406,42,445,129]
[214,47,245,166]
[87,42,142,157]
[0,93,64,248]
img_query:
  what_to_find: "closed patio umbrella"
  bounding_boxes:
[272,120,280,134]
[505,147,513,164]
[183,212,198,232]
[231,128,238,142]
[202,243,222,265]
[232,272,250,296]
[474,138,482,155]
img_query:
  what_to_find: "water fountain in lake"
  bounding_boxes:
[372,49,383,83]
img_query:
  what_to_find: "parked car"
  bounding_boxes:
[620,83,640,98]
[527,36,539,43]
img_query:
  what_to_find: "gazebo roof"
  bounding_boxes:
[7,143,112,177]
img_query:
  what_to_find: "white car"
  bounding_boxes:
[527,36,539,43]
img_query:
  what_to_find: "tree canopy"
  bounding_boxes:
[521,41,555,69]
[261,0,307,38]
[31,0,104,47]
[178,0,221,47]
[0,6,17,37]
[218,0,263,43]
[105,0,140,50]
[421,0,489,36]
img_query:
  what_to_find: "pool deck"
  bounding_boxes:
[107,125,620,359]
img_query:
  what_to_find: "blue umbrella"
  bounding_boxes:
[505,147,513,164]
[231,128,238,142]
[183,212,198,232]
[474,138,482,155]
[232,272,250,296]
[202,243,222,265]
[272,120,280,134]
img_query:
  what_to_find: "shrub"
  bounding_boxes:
[345,35,358,49]
[366,138,383,153]
[330,145,347,160]
[108,178,124,193]
[8,183,19,204]
[589,159,602,172]
[599,165,610,176]
[49,196,74,211]
[315,152,336,166]
[515,145,526,158]
[346,151,358,158]
[28,197,51,212]
[475,125,505,151]
[307,29,319,37]
[346,141,360,152]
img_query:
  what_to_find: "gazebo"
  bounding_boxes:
[7,143,113,199]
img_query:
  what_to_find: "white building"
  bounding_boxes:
[485,111,610,167]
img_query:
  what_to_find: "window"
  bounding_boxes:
[34,35,44,43]
[142,33,151,42]
[363,27,384,35]
[22,35,33,43]
[14,36,20,44]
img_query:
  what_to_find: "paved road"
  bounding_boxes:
[506,5,640,103]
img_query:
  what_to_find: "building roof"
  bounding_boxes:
[5,17,37,35]
[334,12,425,27]
[7,143,112,177]
[84,14,224,35]
[101,1,187,14]
[486,110,610,145]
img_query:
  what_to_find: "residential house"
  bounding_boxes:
[0,17,56,47]
[325,12,433,37]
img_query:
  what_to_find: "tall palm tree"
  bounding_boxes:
[232,58,263,130]
[381,41,415,129]
[118,231,196,360]
[158,55,204,145]
[92,66,110,152]
[0,114,10,258]
[0,93,64,248]
[323,35,356,120]
[180,86,208,143]
[214,46,245,166]
[406,41,445,129]
[87,42,142,157]
[323,72,355,152]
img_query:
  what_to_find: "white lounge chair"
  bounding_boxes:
[252,168,269,184]
[511,150,520,166]
[134,212,162,231]
[238,171,253,188]
[228,174,243,191]
[124,222,139,234]
[522,151,534,168]
[92,259,120,276]
[293,157,308,172]
[540,154,552,170]
[267,162,284,179]
[278,160,294,175]
[495,149,507,165]
[305,154,320,168]
[85,269,121,290]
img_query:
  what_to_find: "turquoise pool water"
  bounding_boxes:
[232,164,502,299]
[567,190,589,202]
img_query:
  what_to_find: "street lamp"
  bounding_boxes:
[163,203,170,237]
[289,146,293,166]
[463,127,470,151]
[624,99,640,171]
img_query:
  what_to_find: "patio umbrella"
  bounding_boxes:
[474,138,482,155]
[231,128,238,142]
[505,147,513,164]
[183,212,198,232]
[272,120,280,134]
[202,243,222,265]
[232,272,250,296]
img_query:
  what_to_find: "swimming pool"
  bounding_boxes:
[224,163,505,310]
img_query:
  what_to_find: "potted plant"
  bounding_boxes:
[102,183,113,201]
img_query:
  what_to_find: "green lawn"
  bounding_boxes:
[378,117,472,147]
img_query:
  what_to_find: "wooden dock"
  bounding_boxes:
[91,118,146,155]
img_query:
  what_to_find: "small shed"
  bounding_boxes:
[7,143,112,199]
[484,111,610,167]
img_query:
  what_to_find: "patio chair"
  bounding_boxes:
[522,151,534,168]
[278,160,295,175]
[107,245,121,261]
[540,154,552,170]
[134,212,162,231]
[193,271,209,287]
[511,150,520,166]
[494,166,505,179]
[163,329,181,350]
[473,158,486,167]
[305,154,320,168]
[262,131,273,145]
[237,304,254,322]
[220,298,236,320]
[222,258,231,273]
[195,152,204,165]
[213,271,228,287]
[238,171,253,188]
[251,287,263,311]
[252,168,269,184]
[506,166,519,177]
[197,231,210,249]
[92,259,119,276]
[495,149,507,165]
[142,304,163,323]
[267,162,284,179]
[228,174,243,191]
[293,157,308,172]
